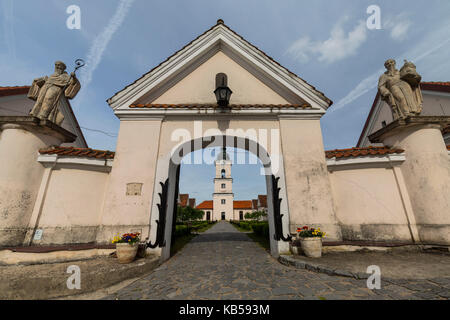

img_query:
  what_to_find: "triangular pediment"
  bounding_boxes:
[108,20,332,112]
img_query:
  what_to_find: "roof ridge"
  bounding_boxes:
[108,20,332,107]
[130,103,312,109]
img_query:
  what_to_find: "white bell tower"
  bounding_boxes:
[213,148,234,220]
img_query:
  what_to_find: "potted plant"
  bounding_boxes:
[112,232,141,263]
[297,226,326,258]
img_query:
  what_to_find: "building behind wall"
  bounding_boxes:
[196,148,267,221]
[358,82,450,147]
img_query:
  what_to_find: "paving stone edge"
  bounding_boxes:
[278,255,370,280]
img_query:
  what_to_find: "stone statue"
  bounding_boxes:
[28,61,81,126]
[378,59,423,120]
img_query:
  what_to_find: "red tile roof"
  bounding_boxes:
[233,200,253,209]
[258,195,267,208]
[325,146,404,159]
[108,20,332,107]
[39,145,411,162]
[196,200,213,210]
[443,125,450,135]
[0,86,30,97]
[129,103,312,109]
[421,82,450,93]
[39,146,115,159]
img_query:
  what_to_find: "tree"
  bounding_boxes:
[244,210,267,221]
[176,206,204,222]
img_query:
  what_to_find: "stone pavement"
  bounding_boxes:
[104,221,450,300]
[0,254,160,300]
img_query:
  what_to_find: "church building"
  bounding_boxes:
[195,148,267,221]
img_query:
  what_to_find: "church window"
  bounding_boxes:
[221,199,226,204]
[221,183,225,189]
[221,169,225,178]
[216,73,228,88]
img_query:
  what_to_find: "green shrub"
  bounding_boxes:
[174,225,191,237]
[238,221,252,230]
[251,222,269,237]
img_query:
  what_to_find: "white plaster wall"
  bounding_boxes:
[233,209,254,220]
[328,166,413,242]
[279,118,341,240]
[0,125,61,246]
[213,194,234,220]
[383,125,450,245]
[214,178,232,193]
[32,166,110,245]
[97,119,163,243]
[151,51,290,105]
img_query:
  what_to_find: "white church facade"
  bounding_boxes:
[194,148,268,221]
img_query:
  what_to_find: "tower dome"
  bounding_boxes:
[216,147,230,161]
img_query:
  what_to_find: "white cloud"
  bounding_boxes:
[287,18,367,64]
[79,0,135,89]
[385,14,411,41]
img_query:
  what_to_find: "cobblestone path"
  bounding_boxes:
[104,221,450,300]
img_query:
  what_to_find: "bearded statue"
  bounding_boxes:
[28,61,81,126]
[378,59,423,120]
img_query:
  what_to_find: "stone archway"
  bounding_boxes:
[150,134,292,261]
[97,20,342,255]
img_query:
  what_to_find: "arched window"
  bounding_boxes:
[221,169,225,178]
[216,73,228,88]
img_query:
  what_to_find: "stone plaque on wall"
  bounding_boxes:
[126,183,143,196]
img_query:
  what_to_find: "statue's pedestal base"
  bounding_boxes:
[369,116,450,245]
[0,116,76,246]
[0,116,76,143]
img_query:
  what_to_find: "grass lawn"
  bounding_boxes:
[170,233,197,256]
[246,232,271,252]
[230,222,271,252]
[193,221,217,233]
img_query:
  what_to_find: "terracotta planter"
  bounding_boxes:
[300,237,322,258]
[116,242,138,263]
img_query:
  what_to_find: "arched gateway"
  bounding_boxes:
[98,20,341,260]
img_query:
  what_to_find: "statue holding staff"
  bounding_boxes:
[378,59,423,120]
[28,60,84,126]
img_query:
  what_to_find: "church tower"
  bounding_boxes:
[213,148,234,220]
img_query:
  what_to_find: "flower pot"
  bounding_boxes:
[300,237,322,258]
[116,242,138,263]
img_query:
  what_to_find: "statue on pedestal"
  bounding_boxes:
[27,60,82,126]
[378,59,423,120]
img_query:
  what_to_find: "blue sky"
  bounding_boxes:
[1,0,450,203]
